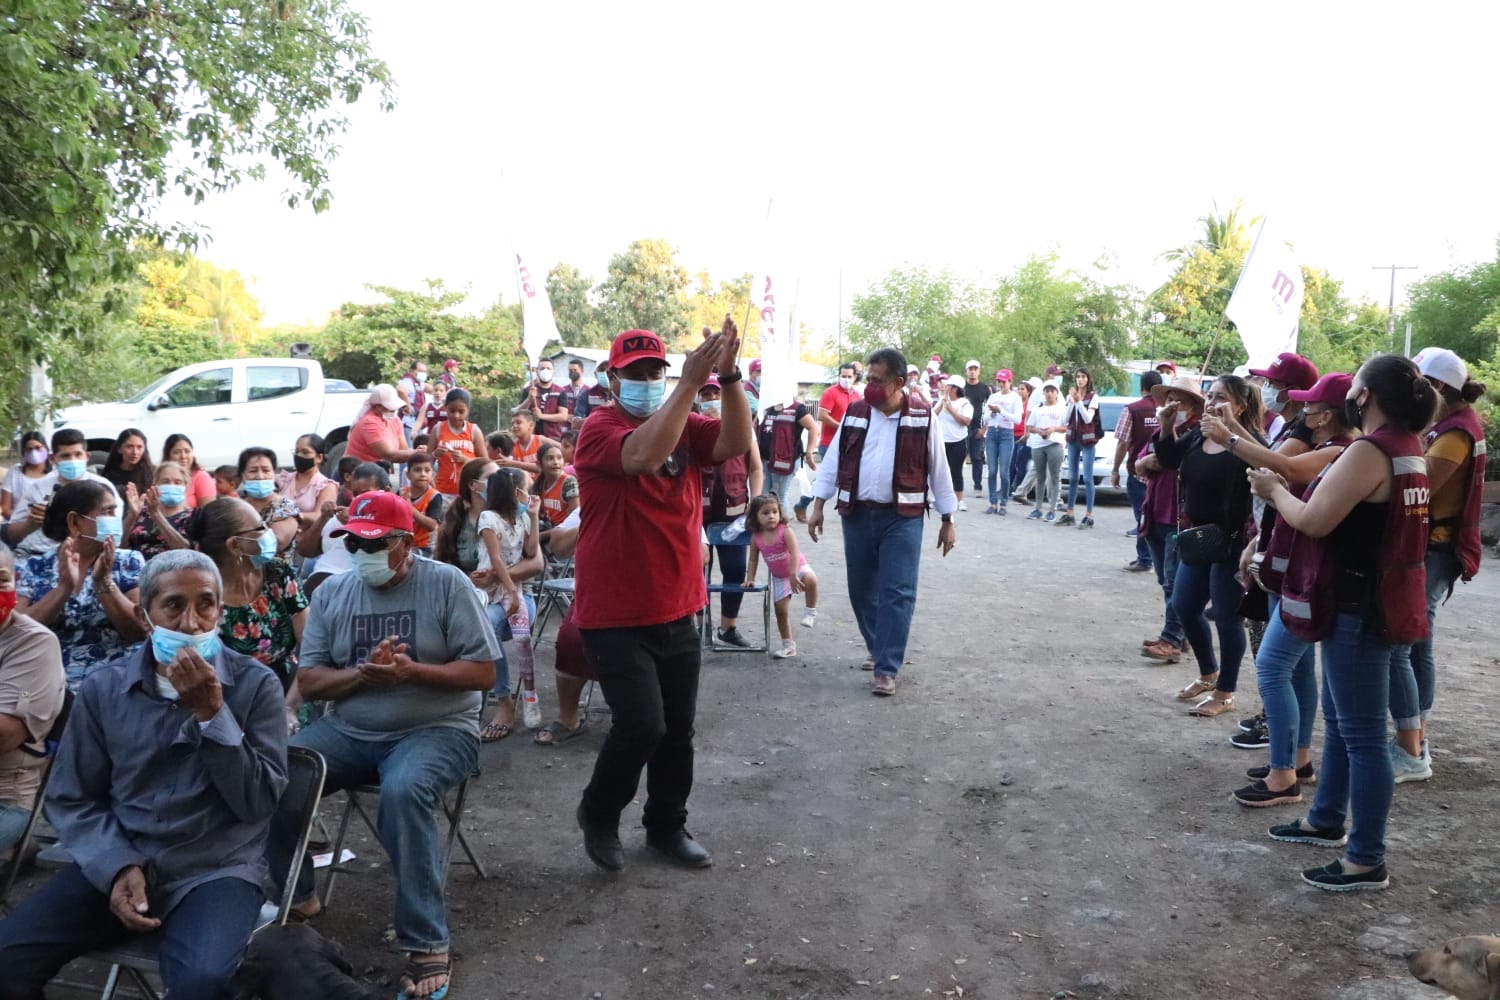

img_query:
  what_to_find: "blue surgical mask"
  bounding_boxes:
[517,503,530,518]
[242,479,275,499]
[151,624,222,666]
[698,400,722,418]
[253,530,278,565]
[616,378,667,418]
[57,459,87,480]
[158,485,187,506]
[595,372,609,388]
[350,548,397,587]
[91,514,123,545]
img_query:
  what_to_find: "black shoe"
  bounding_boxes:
[1301,860,1388,892]
[1232,779,1302,808]
[1238,711,1267,733]
[647,830,712,869]
[576,803,624,872]
[1230,721,1269,749]
[1268,820,1347,848]
[716,627,751,648]
[1246,761,1316,784]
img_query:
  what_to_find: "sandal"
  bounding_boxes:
[397,952,451,1000]
[480,720,513,743]
[1176,675,1219,701]
[533,718,587,747]
[1188,695,1235,717]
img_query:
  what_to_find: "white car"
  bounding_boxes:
[1057,395,1134,500]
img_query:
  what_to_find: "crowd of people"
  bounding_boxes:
[0,330,1488,995]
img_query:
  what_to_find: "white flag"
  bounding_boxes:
[515,253,560,366]
[1225,217,1302,366]
[751,272,799,409]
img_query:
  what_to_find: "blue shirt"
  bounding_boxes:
[19,548,146,688]
[44,644,288,914]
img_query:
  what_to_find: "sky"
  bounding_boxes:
[163,0,1500,351]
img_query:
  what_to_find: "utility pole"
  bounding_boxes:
[1372,264,1417,352]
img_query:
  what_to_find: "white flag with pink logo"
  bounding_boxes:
[515,253,560,366]
[1225,217,1303,366]
[751,271,799,408]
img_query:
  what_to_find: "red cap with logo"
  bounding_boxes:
[995,368,1013,382]
[1155,360,1177,374]
[330,491,414,539]
[608,330,670,371]
[1287,372,1352,407]
[1249,352,1318,391]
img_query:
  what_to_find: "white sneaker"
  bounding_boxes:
[801,609,817,629]
[958,500,968,511]
[773,640,797,659]
[1390,739,1432,784]
[522,689,542,729]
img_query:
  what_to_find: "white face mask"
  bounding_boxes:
[537,368,553,384]
[415,372,428,384]
[1261,384,1284,413]
[155,673,180,701]
[837,376,853,390]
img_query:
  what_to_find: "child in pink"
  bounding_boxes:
[744,494,819,659]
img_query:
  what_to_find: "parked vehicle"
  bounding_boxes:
[53,359,366,472]
[1058,395,1133,500]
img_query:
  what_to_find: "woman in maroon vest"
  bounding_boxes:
[1387,347,1487,782]
[700,379,764,648]
[1251,354,1438,891]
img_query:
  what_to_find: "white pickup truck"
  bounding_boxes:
[54,358,367,471]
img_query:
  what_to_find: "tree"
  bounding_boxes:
[845,266,978,362]
[1406,244,1500,363]
[1147,205,1254,373]
[546,263,608,347]
[0,0,393,363]
[684,271,762,355]
[594,239,691,347]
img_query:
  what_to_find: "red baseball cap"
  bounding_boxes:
[1287,372,1352,407]
[1249,352,1318,391]
[749,359,762,372]
[608,330,669,371]
[995,368,1013,382]
[444,358,460,369]
[700,375,722,391]
[330,491,414,539]
[1155,360,1177,374]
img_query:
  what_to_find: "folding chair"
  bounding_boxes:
[0,687,73,912]
[530,555,575,645]
[700,524,773,658]
[85,746,328,1000]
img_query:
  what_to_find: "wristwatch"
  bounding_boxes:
[1228,434,1241,453]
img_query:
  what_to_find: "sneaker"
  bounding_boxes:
[1140,640,1182,663]
[859,656,874,671]
[1079,516,1095,529]
[1232,779,1302,808]
[1229,725,1270,750]
[1238,711,1267,733]
[871,674,897,696]
[1044,512,1056,523]
[997,505,1007,516]
[1390,740,1433,784]
[958,500,968,511]
[716,627,751,648]
[1268,820,1347,848]
[1125,527,1140,537]
[1055,513,1075,526]
[1246,762,1316,785]
[1301,860,1389,892]
[800,609,817,629]
[522,688,542,729]
[773,640,797,659]
[1026,510,1043,521]
[1123,560,1152,573]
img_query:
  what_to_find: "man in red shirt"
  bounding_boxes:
[792,363,860,522]
[572,320,752,873]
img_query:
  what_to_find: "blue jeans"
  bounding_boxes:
[711,540,747,620]
[0,863,262,999]
[841,506,923,677]
[1009,440,1031,493]
[984,428,1015,506]
[1126,477,1151,566]
[1255,599,1318,771]
[1388,546,1461,729]
[1308,614,1404,867]
[1065,442,1097,512]
[271,722,479,952]
[0,803,28,855]
[965,433,985,492]
[485,596,532,698]
[1171,556,1247,692]
[768,471,797,510]
[1144,522,1183,646]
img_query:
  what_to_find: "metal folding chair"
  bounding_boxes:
[700,524,773,658]
[85,746,328,1000]
[0,759,55,913]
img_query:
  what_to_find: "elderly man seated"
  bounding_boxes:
[268,491,498,1000]
[0,550,288,1000]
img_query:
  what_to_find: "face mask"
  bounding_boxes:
[155,674,180,701]
[838,376,853,390]
[517,503,530,518]
[157,485,186,507]
[0,589,16,628]
[537,369,553,384]
[1343,394,1364,430]
[150,623,222,668]
[293,455,317,474]
[595,372,609,388]
[57,458,87,480]
[863,382,890,407]
[252,530,278,566]
[1175,411,1191,428]
[242,478,275,499]
[351,548,398,587]
[1261,384,1284,413]
[616,378,666,418]
[91,514,123,545]
[24,447,47,466]
[415,372,428,384]
[698,400,722,418]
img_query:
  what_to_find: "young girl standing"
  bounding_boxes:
[744,494,818,659]
[476,468,543,728]
[530,441,578,543]
[433,387,487,502]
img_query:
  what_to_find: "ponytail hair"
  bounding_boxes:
[1435,378,1487,406]
[1360,354,1439,433]
[434,457,492,566]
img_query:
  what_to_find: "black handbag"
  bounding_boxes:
[1176,523,1236,566]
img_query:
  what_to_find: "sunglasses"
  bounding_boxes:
[342,533,407,554]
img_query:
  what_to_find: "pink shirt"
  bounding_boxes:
[751,524,806,579]
[346,410,403,463]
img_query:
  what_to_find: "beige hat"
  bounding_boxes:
[1150,375,1206,408]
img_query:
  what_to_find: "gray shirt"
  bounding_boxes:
[301,557,500,741]
[45,645,288,914]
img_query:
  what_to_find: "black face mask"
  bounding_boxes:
[293,455,317,474]
[1342,394,1364,430]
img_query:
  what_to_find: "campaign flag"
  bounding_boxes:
[515,253,560,366]
[751,271,799,408]
[1225,217,1303,366]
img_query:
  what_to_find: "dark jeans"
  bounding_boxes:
[711,540,747,620]
[580,616,701,836]
[1125,476,1151,566]
[966,433,985,492]
[943,440,968,495]
[1009,440,1031,493]
[1143,522,1183,646]
[841,506,923,676]
[0,865,262,1000]
[1171,556,1247,693]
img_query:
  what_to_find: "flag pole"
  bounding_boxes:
[1200,313,1231,376]
[738,199,773,365]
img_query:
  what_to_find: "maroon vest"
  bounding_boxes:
[1280,427,1431,643]
[834,396,932,517]
[1124,397,1158,476]
[702,453,750,525]
[1427,406,1487,580]
[761,407,802,475]
[1066,393,1103,447]
[1257,436,1352,595]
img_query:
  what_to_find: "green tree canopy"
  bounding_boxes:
[1406,244,1500,363]
[546,262,608,347]
[594,239,691,348]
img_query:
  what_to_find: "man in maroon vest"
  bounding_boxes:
[1112,370,1162,572]
[806,348,958,697]
[520,359,572,439]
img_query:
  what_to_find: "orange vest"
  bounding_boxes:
[406,486,439,550]
[435,420,476,495]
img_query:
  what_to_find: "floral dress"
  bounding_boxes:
[218,559,308,691]
[126,508,195,560]
[19,548,147,689]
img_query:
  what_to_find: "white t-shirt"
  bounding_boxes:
[985,390,1024,430]
[476,510,525,574]
[937,398,973,444]
[2,465,51,510]
[4,471,121,556]
[1026,401,1068,450]
[315,515,353,577]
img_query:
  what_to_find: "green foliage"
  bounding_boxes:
[1406,243,1500,362]
[1294,270,1388,375]
[0,0,393,359]
[594,239,691,348]
[1146,205,1254,373]
[684,271,761,355]
[545,263,608,347]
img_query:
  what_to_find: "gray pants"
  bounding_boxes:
[1032,444,1063,512]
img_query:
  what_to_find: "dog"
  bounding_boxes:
[1407,935,1500,1000]
[231,923,385,1000]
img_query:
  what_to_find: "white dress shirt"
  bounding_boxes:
[810,391,958,515]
